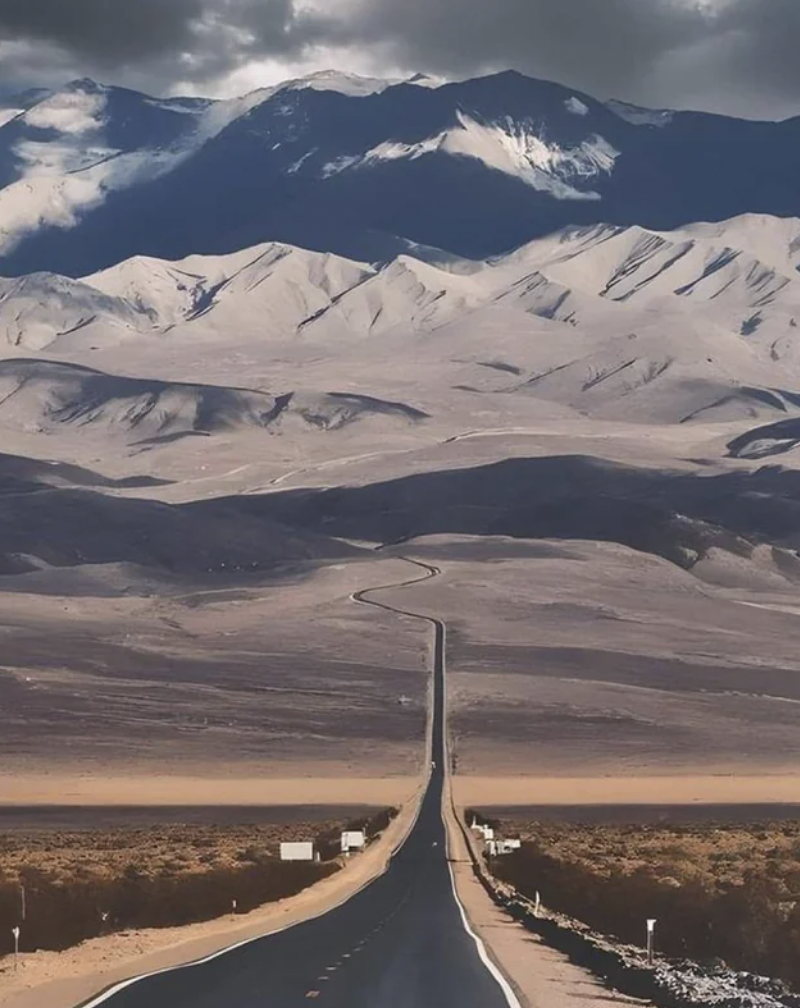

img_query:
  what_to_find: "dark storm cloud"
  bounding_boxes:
[0,0,331,88]
[0,0,203,63]
[337,0,709,101]
[715,0,800,103]
[332,0,800,116]
[1,0,799,117]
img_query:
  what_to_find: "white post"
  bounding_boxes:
[232,899,237,914]
[646,919,657,965]
[12,927,20,972]
[534,891,541,917]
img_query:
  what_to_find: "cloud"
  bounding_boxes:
[0,0,334,94]
[0,0,799,119]
[336,0,710,102]
[713,0,800,110]
[0,0,203,63]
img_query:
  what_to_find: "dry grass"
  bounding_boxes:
[0,809,396,958]
[0,821,335,885]
[486,815,800,989]
[498,819,800,891]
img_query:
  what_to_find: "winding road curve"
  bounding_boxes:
[79,560,520,1008]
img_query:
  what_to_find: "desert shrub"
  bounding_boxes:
[0,860,338,955]
[494,831,800,989]
[0,809,396,959]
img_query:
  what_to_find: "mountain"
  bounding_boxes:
[2,72,800,276]
[218,454,800,575]
[0,472,362,578]
[0,242,373,350]
[0,359,428,442]
[2,215,800,429]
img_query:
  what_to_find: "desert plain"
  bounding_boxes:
[4,415,800,808]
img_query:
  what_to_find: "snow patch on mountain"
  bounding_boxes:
[278,70,397,98]
[405,73,448,90]
[0,81,284,258]
[216,71,397,125]
[23,90,107,134]
[362,136,442,166]
[0,108,22,130]
[605,98,675,127]
[0,87,173,255]
[257,69,445,98]
[356,111,619,199]
[565,97,590,116]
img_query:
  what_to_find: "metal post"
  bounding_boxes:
[12,927,20,972]
[646,919,657,965]
[20,886,26,922]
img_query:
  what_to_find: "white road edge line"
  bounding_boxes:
[447,863,523,1008]
[438,607,523,1008]
[78,906,326,1008]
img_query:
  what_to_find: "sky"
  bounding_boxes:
[0,0,799,119]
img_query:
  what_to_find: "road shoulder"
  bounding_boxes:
[444,791,649,1008]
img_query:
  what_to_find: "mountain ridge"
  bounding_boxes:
[1,214,800,432]
[3,71,800,276]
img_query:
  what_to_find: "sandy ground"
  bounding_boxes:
[0,782,424,1008]
[7,531,795,797]
[0,777,418,807]
[371,536,800,777]
[453,776,800,807]
[0,557,429,781]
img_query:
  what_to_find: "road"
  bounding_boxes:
[81,560,519,1008]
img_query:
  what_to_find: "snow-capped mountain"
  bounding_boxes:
[3,70,800,277]
[3,214,800,433]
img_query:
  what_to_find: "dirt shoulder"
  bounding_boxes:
[0,783,423,1008]
[443,788,648,1008]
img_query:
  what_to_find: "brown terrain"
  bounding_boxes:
[3,415,800,1003]
[0,806,396,957]
[488,811,800,989]
[4,525,800,803]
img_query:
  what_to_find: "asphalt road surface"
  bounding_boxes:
[82,560,517,1008]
